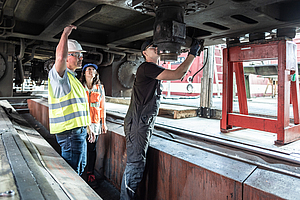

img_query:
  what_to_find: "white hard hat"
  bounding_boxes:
[67,39,86,52]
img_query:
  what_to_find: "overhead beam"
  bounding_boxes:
[107,17,155,47]
[38,1,97,40]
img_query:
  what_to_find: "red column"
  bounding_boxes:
[234,62,248,115]
[220,48,233,131]
[277,40,291,142]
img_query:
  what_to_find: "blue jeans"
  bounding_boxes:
[56,126,87,175]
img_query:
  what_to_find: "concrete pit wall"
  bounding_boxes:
[27,98,300,200]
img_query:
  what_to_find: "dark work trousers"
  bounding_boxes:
[120,91,161,200]
[94,133,106,179]
[87,135,98,173]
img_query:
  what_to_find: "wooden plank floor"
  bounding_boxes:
[0,100,102,200]
[158,104,197,119]
[21,113,121,200]
[0,130,19,198]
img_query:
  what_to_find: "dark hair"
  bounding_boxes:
[79,68,100,86]
[141,39,153,60]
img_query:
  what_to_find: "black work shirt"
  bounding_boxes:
[132,62,165,105]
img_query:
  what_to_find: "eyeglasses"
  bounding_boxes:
[68,52,83,59]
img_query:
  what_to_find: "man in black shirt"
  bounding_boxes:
[120,39,201,200]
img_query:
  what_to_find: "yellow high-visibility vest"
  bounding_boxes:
[48,71,90,134]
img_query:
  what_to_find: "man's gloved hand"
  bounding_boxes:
[188,38,201,57]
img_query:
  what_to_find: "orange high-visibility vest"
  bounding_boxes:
[84,84,105,124]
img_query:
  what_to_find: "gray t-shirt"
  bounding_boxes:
[48,66,76,98]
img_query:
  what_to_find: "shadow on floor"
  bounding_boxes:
[94,179,120,200]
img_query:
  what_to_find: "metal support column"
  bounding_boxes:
[200,45,215,118]
[220,38,300,145]
[0,43,15,97]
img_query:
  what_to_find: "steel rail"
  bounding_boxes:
[16,126,74,200]
[106,111,300,179]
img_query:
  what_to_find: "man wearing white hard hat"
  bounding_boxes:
[48,25,95,175]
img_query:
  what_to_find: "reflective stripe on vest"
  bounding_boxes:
[90,102,100,107]
[49,97,87,109]
[48,72,90,134]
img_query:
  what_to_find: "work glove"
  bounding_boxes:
[188,38,201,57]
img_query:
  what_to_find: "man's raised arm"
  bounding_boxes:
[55,25,76,77]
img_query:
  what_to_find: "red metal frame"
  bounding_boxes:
[220,39,300,145]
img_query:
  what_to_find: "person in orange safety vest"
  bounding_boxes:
[80,63,107,188]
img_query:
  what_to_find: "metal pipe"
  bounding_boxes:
[16,59,24,84]
[0,28,6,37]
[103,50,126,62]
[14,0,21,13]
[0,15,15,29]
[103,49,126,56]
[17,38,25,60]
[15,38,25,84]
[0,8,4,26]
[0,39,20,45]
[85,51,103,65]
[99,52,114,66]
[26,40,36,46]
[29,45,56,61]
[2,0,8,9]
[113,54,126,62]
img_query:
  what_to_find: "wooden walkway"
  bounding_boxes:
[0,100,101,200]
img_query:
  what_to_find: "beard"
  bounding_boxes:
[76,61,82,69]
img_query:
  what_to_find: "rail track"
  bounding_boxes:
[106,110,300,180]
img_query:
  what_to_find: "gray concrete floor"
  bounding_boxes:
[106,96,300,161]
[161,96,282,117]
